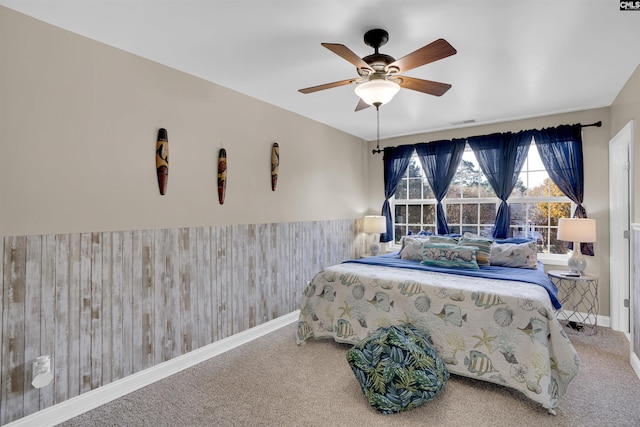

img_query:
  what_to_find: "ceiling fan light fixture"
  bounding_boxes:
[355,79,400,106]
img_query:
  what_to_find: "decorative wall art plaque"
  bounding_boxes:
[217,148,227,204]
[271,142,279,191]
[156,128,169,195]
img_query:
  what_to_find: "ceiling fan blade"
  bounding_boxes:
[395,76,452,96]
[388,38,456,73]
[321,43,373,71]
[298,78,359,94]
[355,98,371,112]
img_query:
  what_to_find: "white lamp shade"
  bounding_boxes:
[363,215,387,234]
[355,79,400,106]
[557,218,597,242]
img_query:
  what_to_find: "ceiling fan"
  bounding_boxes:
[298,29,457,111]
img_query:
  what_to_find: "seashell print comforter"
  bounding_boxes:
[297,262,580,412]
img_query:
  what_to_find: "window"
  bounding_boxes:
[393,143,573,255]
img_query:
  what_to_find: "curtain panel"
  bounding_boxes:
[414,139,466,235]
[467,131,533,238]
[533,124,593,255]
[380,145,415,243]
[379,123,591,249]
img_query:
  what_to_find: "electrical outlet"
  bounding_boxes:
[32,355,54,388]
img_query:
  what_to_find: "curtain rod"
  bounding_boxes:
[580,121,602,128]
[372,121,603,154]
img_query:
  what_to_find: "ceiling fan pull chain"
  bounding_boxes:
[377,106,380,146]
[373,105,383,154]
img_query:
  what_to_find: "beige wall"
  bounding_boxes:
[365,108,612,315]
[0,7,368,237]
[0,8,370,424]
[611,64,640,222]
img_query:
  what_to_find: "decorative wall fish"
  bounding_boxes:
[271,142,279,191]
[217,148,227,204]
[155,128,169,195]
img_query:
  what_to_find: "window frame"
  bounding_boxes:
[390,145,573,264]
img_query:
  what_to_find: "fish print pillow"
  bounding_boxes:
[490,241,538,269]
[346,324,449,414]
[421,242,479,270]
[458,233,493,266]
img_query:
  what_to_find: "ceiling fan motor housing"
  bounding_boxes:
[363,29,389,50]
[360,29,398,76]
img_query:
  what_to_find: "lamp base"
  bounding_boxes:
[567,242,587,275]
[370,242,381,256]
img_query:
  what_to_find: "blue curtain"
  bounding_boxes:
[415,139,466,234]
[533,124,593,255]
[380,144,415,243]
[468,131,533,238]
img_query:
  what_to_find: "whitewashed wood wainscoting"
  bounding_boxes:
[0,219,364,425]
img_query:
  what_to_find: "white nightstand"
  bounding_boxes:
[548,270,599,335]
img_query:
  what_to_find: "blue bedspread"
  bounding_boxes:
[345,252,561,309]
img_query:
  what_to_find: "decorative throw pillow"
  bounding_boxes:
[490,241,538,269]
[494,237,534,245]
[398,235,410,257]
[458,232,494,266]
[428,235,459,245]
[407,229,433,236]
[421,242,479,270]
[399,236,430,261]
[346,324,449,414]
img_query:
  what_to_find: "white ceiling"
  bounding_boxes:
[2,0,640,141]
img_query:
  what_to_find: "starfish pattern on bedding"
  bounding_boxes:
[338,301,353,319]
[472,327,497,353]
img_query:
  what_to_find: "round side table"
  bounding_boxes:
[548,270,599,335]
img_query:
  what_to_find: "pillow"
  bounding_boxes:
[427,235,459,244]
[458,232,494,266]
[398,235,430,259]
[407,229,432,236]
[490,241,538,269]
[399,236,430,261]
[421,242,479,270]
[346,324,449,414]
[494,237,534,245]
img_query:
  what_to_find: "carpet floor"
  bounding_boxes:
[59,322,640,427]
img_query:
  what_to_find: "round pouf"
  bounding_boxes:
[346,324,449,414]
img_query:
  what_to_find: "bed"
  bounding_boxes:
[296,251,581,413]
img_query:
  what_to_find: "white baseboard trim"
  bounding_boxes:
[621,331,640,381]
[598,314,611,328]
[8,310,300,427]
[631,350,640,381]
[557,310,611,329]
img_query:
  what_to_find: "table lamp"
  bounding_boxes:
[557,218,596,276]
[364,215,387,256]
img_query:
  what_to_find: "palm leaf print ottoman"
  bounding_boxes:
[346,324,449,414]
